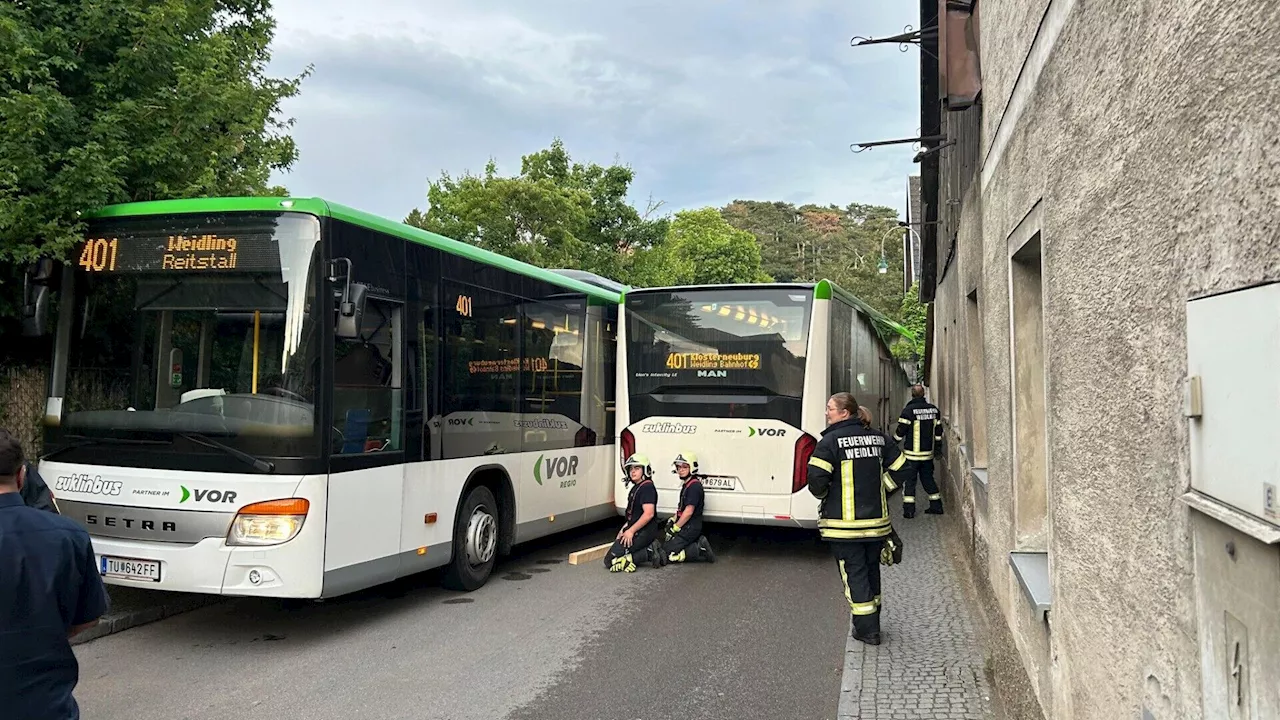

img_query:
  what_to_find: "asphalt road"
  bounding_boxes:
[74,521,849,720]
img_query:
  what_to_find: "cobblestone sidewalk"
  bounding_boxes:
[837,502,994,719]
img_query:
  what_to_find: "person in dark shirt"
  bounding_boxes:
[603,453,665,572]
[19,460,60,514]
[0,428,109,720]
[657,452,715,565]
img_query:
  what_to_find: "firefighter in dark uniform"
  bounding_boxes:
[808,392,906,645]
[893,384,945,518]
[604,453,666,572]
[658,452,716,565]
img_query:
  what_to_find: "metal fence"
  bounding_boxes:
[1,365,48,456]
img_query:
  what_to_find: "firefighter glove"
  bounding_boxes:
[880,530,904,567]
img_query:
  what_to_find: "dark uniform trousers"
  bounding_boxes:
[662,518,708,562]
[602,521,664,568]
[832,540,884,638]
[902,459,943,514]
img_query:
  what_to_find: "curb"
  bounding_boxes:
[71,592,224,646]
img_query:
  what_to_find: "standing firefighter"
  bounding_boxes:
[604,453,666,572]
[808,392,906,645]
[659,452,716,565]
[893,384,945,518]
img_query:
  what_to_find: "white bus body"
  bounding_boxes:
[33,197,621,598]
[615,282,911,527]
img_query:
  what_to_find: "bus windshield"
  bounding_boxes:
[48,211,322,467]
[625,288,812,424]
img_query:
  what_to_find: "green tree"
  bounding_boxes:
[0,0,310,267]
[407,138,667,285]
[722,200,906,320]
[891,281,928,363]
[646,207,772,285]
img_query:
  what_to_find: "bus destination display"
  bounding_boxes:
[78,234,281,274]
[664,352,762,370]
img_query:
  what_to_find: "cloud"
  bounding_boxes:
[265,0,921,222]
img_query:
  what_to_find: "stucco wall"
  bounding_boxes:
[928,1,1280,718]
[974,0,1049,155]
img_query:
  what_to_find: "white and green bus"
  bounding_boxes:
[22,196,621,597]
[615,282,913,527]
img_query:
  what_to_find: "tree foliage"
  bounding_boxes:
[0,0,309,265]
[407,138,668,285]
[891,281,928,362]
[721,200,906,321]
[636,207,771,286]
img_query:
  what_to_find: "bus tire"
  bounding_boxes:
[443,485,500,591]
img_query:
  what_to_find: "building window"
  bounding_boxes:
[1008,207,1049,551]
[965,289,988,467]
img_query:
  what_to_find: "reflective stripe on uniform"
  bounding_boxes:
[881,472,898,492]
[819,525,893,540]
[903,450,933,461]
[841,460,856,522]
[809,456,833,473]
[902,495,916,503]
[819,516,890,530]
[850,600,879,616]
[887,453,907,471]
[913,420,921,452]
[928,493,942,501]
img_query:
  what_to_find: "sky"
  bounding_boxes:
[265,0,922,224]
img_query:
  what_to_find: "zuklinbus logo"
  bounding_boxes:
[640,421,697,435]
[54,474,123,497]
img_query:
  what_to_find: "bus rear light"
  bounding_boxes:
[574,426,597,447]
[620,428,636,466]
[792,433,817,494]
[228,498,309,546]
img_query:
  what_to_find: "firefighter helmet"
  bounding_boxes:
[622,453,653,481]
[672,452,699,474]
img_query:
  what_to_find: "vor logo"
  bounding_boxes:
[179,485,239,504]
[534,454,580,489]
[747,427,786,438]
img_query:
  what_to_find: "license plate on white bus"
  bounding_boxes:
[100,556,162,582]
[702,476,737,491]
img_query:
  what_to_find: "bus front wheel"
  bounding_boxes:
[443,485,499,591]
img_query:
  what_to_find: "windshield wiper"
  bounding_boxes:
[42,434,170,461]
[179,433,275,473]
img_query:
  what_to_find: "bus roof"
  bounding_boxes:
[86,196,623,304]
[621,280,916,343]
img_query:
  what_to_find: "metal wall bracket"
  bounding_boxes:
[851,24,937,54]
[851,134,948,154]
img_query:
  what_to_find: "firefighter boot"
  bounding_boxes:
[926,495,944,515]
[902,497,916,519]
[697,535,716,563]
[649,539,668,569]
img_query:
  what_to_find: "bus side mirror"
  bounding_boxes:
[21,259,56,337]
[336,282,368,339]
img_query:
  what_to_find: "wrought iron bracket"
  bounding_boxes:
[851,24,937,52]
[851,134,948,154]
[913,139,957,163]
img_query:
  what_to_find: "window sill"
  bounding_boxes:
[1179,491,1280,545]
[1009,551,1051,622]
[971,468,988,512]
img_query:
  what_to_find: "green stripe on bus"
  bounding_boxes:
[85,196,622,304]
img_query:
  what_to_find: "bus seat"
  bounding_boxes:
[341,408,371,454]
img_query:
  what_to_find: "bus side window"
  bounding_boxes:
[333,299,403,454]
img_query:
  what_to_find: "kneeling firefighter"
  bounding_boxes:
[658,452,716,565]
[808,392,907,645]
[604,453,666,572]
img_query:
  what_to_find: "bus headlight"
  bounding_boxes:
[227,498,310,546]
